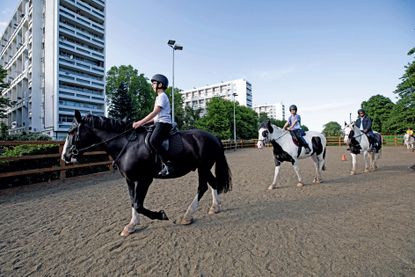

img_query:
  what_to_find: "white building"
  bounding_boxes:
[0,0,106,140]
[254,103,285,120]
[181,79,252,113]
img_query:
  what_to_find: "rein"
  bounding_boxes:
[259,130,289,144]
[74,127,134,155]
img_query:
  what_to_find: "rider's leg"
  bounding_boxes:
[149,122,173,176]
[294,129,311,154]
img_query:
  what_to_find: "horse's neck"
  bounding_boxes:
[93,128,129,157]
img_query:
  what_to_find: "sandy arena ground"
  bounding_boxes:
[0,146,414,276]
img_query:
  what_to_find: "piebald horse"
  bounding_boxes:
[257,121,327,189]
[343,122,382,175]
[62,111,232,236]
[403,134,415,152]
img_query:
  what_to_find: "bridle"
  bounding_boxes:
[258,128,289,144]
[68,122,134,157]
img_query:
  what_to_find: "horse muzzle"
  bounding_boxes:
[257,140,265,149]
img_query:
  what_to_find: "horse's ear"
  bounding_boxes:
[344,121,347,126]
[267,120,273,133]
[75,110,82,123]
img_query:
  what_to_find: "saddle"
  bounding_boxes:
[288,130,309,157]
[144,124,184,157]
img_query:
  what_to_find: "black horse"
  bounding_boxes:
[62,110,232,236]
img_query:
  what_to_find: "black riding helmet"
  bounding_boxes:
[289,104,297,111]
[151,74,169,89]
[357,108,365,115]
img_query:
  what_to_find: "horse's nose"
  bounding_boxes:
[257,141,264,149]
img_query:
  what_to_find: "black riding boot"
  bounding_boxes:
[158,161,174,177]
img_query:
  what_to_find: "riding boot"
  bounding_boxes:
[304,146,311,154]
[158,161,174,177]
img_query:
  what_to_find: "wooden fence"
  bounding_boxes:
[0,134,406,183]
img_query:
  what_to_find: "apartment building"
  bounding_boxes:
[181,79,252,114]
[254,102,285,120]
[0,0,106,140]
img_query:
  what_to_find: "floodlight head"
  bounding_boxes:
[174,45,183,50]
[233,92,238,96]
[167,40,176,46]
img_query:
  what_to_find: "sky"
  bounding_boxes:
[1,0,414,131]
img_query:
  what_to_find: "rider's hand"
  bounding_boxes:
[132,120,143,129]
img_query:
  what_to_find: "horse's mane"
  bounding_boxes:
[83,115,130,132]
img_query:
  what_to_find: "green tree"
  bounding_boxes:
[361,94,395,132]
[0,65,10,118]
[108,82,134,121]
[391,47,415,132]
[195,97,258,139]
[165,87,185,128]
[322,121,342,136]
[196,97,232,139]
[181,105,203,130]
[105,65,154,120]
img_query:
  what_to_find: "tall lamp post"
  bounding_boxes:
[233,92,238,150]
[167,40,183,124]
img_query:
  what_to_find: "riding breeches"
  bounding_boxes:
[149,122,172,159]
[290,129,310,149]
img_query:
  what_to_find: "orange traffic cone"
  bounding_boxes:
[341,154,347,161]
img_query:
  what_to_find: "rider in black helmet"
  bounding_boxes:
[355,108,377,152]
[283,104,312,154]
[132,74,174,177]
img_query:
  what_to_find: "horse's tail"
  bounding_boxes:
[215,139,232,194]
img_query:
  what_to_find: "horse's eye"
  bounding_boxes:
[262,130,268,137]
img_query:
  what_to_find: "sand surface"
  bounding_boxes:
[1,146,414,276]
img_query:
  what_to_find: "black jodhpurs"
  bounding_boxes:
[149,122,172,159]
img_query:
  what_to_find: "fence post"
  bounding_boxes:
[58,143,66,180]
[394,135,398,146]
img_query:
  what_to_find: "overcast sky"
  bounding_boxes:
[1,0,414,131]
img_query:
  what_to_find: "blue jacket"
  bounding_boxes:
[355,116,373,135]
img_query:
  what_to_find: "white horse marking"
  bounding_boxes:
[404,134,415,152]
[258,121,327,188]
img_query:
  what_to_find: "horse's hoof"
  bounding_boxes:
[313,178,321,184]
[297,182,304,187]
[267,185,277,190]
[208,205,221,215]
[364,169,369,173]
[180,216,193,225]
[159,210,169,220]
[120,224,137,237]
[350,171,355,175]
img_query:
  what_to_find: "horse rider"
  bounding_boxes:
[355,108,377,152]
[406,127,414,138]
[132,74,174,177]
[283,104,312,154]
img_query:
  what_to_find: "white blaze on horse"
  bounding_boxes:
[403,134,415,152]
[343,122,382,175]
[257,121,327,189]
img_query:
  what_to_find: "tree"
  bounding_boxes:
[395,47,415,98]
[181,105,203,130]
[0,65,10,119]
[361,94,395,132]
[195,97,259,139]
[391,47,415,132]
[322,121,342,136]
[108,82,134,121]
[105,65,154,120]
[165,87,185,128]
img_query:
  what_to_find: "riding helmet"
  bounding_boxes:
[151,74,169,89]
[289,104,297,111]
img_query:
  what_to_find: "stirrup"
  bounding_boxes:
[158,162,174,177]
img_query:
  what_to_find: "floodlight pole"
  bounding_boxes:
[167,40,183,124]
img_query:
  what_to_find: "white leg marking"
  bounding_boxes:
[209,189,221,214]
[292,163,303,186]
[268,166,280,190]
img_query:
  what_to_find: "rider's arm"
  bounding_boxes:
[132,106,161,128]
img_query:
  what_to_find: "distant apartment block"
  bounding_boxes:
[254,103,285,120]
[0,0,106,140]
[181,79,252,114]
